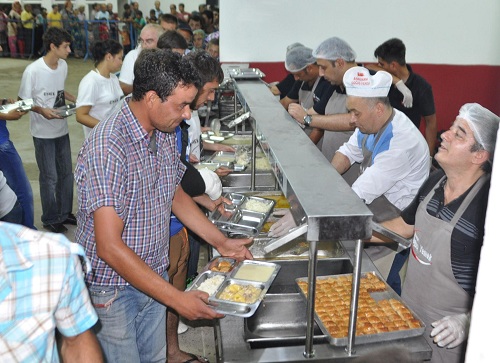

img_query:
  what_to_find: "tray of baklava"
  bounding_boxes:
[209,193,276,238]
[187,257,281,317]
[295,272,425,346]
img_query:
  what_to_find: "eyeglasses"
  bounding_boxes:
[139,38,155,46]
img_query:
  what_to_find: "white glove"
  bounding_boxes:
[431,312,470,348]
[198,168,222,200]
[268,210,297,237]
[395,80,413,108]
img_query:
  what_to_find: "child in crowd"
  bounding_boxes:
[120,25,131,54]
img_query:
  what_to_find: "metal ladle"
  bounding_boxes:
[210,109,245,135]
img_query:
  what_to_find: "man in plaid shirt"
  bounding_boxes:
[75,49,252,362]
[0,221,102,362]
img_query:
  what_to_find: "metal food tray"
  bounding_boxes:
[250,238,345,260]
[0,99,34,113]
[187,258,281,317]
[202,131,235,143]
[208,151,236,163]
[209,193,276,237]
[228,67,266,79]
[295,272,425,346]
[194,161,234,172]
[55,103,76,117]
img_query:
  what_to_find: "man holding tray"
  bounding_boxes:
[75,49,252,363]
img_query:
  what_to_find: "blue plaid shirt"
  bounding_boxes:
[0,222,97,362]
[75,97,186,286]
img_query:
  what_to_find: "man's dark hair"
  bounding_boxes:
[203,10,213,22]
[160,13,178,26]
[189,14,202,24]
[157,30,188,50]
[42,27,71,50]
[132,49,201,101]
[208,38,219,47]
[374,38,406,66]
[184,49,223,86]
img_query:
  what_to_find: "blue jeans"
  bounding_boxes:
[386,248,410,295]
[187,231,202,279]
[32,135,73,225]
[0,200,23,225]
[88,278,168,363]
[0,139,36,229]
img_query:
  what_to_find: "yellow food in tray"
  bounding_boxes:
[210,260,234,273]
[298,273,421,338]
[218,283,262,304]
[255,194,290,209]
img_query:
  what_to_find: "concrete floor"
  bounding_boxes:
[2,57,217,362]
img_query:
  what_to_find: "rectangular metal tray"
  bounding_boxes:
[295,272,425,346]
[244,293,327,346]
[0,99,34,113]
[207,151,236,163]
[250,238,345,260]
[187,258,281,317]
[55,103,76,117]
[228,67,265,79]
[209,193,275,237]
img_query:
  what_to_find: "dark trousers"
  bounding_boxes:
[32,134,73,225]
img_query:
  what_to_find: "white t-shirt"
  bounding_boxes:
[185,111,202,161]
[76,70,123,138]
[18,58,69,139]
[118,47,140,90]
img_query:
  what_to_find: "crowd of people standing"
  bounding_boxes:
[0,1,220,60]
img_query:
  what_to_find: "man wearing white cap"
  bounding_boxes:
[372,103,499,363]
[332,66,429,212]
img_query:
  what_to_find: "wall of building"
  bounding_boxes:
[220,0,500,133]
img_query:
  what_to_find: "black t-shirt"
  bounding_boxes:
[276,73,296,100]
[401,169,490,297]
[312,80,338,115]
[387,64,436,128]
[286,76,331,104]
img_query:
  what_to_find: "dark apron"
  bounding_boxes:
[320,92,358,184]
[299,77,320,138]
[298,77,319,110]
[402,175,488,363]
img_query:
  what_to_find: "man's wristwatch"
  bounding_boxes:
[303,114,312,127]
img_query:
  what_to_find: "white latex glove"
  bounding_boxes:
[198,168,222,200]
[267,210,297,237]
[395,80,413,108]
[431,312,470,348]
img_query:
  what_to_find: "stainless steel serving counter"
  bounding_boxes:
[213,79,431,361]
[215,242,432,362]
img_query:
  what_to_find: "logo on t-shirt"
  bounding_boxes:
[54,90,65,108]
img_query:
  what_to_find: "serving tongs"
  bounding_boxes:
[263,224,308,254]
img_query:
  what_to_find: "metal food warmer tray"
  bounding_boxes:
[295,272,425,346]
[209,193,275,237]
[187,257,281,317]
[227,67,266,79]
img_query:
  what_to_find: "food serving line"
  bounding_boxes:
[192,72,432,362]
